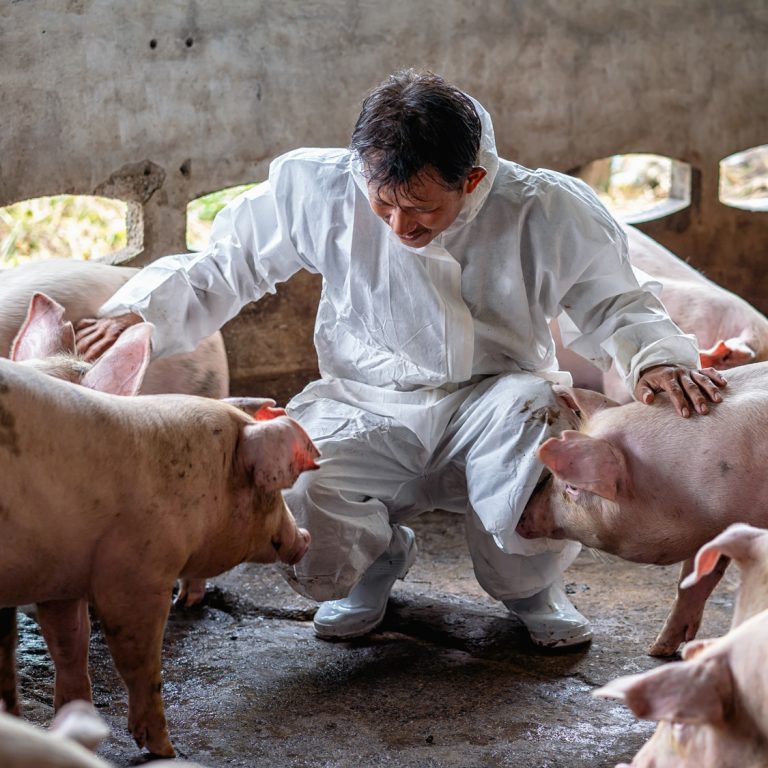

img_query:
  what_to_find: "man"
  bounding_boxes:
[76,70,725,648]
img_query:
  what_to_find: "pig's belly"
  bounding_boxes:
[0,555,92,607]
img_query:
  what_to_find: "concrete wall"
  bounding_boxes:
[2,0,767,400]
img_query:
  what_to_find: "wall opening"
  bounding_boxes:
[719,145,768,212]
[0,195,128,268]
[574,154,691,223]
[186,183,260,251]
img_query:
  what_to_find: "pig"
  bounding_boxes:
[10,291,208,607]
[594,609,768,768]
[0,700,110,768]
[516,363,768,656]
[2,260,231,608]
[593,524,768,768]
[553,224,768,398]
[0,258,230,399]
[681,522,768,631]
[0,338,318,757]
[0,699,209,767]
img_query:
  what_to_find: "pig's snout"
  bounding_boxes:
[273,527,311,565]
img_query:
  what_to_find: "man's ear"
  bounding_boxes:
[464,166,487,194]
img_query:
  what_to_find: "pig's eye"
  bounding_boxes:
[564,484,580,498]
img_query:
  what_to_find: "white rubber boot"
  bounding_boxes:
[504,580,593,648]
[313,525,417,640]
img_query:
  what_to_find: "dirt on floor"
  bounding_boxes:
[16,510,736,768]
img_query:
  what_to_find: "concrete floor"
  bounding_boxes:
[17,510,736,768]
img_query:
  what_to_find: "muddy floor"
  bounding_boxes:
[17,510,736,768]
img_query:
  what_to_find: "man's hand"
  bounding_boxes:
[634,364,727,418]
[75,313,143,362]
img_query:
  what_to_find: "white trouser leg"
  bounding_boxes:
[283,399,429,602]
[429,372,582,599]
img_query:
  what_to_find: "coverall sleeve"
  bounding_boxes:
[98,177,311,358]
[548,179,700,390]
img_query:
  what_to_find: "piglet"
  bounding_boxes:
[0,699,210,767]
[0,335,317,757]
[0,700,110,768]
[593,524,768,767]
[517,364,768,656]
[595,608,768,768]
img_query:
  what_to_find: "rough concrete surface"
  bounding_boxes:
[16,510,735,768]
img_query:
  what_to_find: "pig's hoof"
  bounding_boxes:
[174,578,207,609]
[129,718,175,757]
[142,730,175,758]
[648,637,681,657]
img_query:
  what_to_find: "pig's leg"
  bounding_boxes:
[36,599,92,707]
[174,578,207,608]
[94,590,174,757]
[649,555,730,657]
[0,607,20,715]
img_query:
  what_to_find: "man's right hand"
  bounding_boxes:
[75,313,144,362]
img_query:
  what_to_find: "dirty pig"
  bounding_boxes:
[0,348,318,757]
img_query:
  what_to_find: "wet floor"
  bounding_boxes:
[16,510,736,768]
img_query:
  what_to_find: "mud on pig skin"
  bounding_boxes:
[0,359,317,757]
[517,363,768,656]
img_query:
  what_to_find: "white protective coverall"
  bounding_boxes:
[100,100,699,602]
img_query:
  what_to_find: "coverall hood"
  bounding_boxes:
[349,97,500,242]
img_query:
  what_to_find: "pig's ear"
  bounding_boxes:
[680,523,763,590]
[51,700,111,751]
[223,397,286,420]
[552,385,621,421]
[699,338,756,368]
[10,292,76,360]
[538,430,626,501]
[240,415,320,491]
[593,657,732,726]
[80,323,153,396]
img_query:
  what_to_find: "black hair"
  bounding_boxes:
[350,69,482,197]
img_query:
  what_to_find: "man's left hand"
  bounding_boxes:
[634,364,727,418]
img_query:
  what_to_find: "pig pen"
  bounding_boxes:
[15,509,735,768]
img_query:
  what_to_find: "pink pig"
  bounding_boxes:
[0,258,229,399]
[10,292,211,608]
[0,699,210,767]
[2,260,231,609]
[517,363,768,656]
[596,609,768,768]
[553,225,768,398]
[0,328,317,757]
[594,524,768,767]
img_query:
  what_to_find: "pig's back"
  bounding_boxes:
[0,359,240,603]
[593,362,768,518]
[0,260,135,357]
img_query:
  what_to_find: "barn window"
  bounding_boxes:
[0,195,128,268]
[719,145,768,212]
[186,183,260,251]
[574,154,691,223]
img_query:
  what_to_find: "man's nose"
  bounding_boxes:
[389,207,414,235]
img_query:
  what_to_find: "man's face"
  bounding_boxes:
[367,167,486,248]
